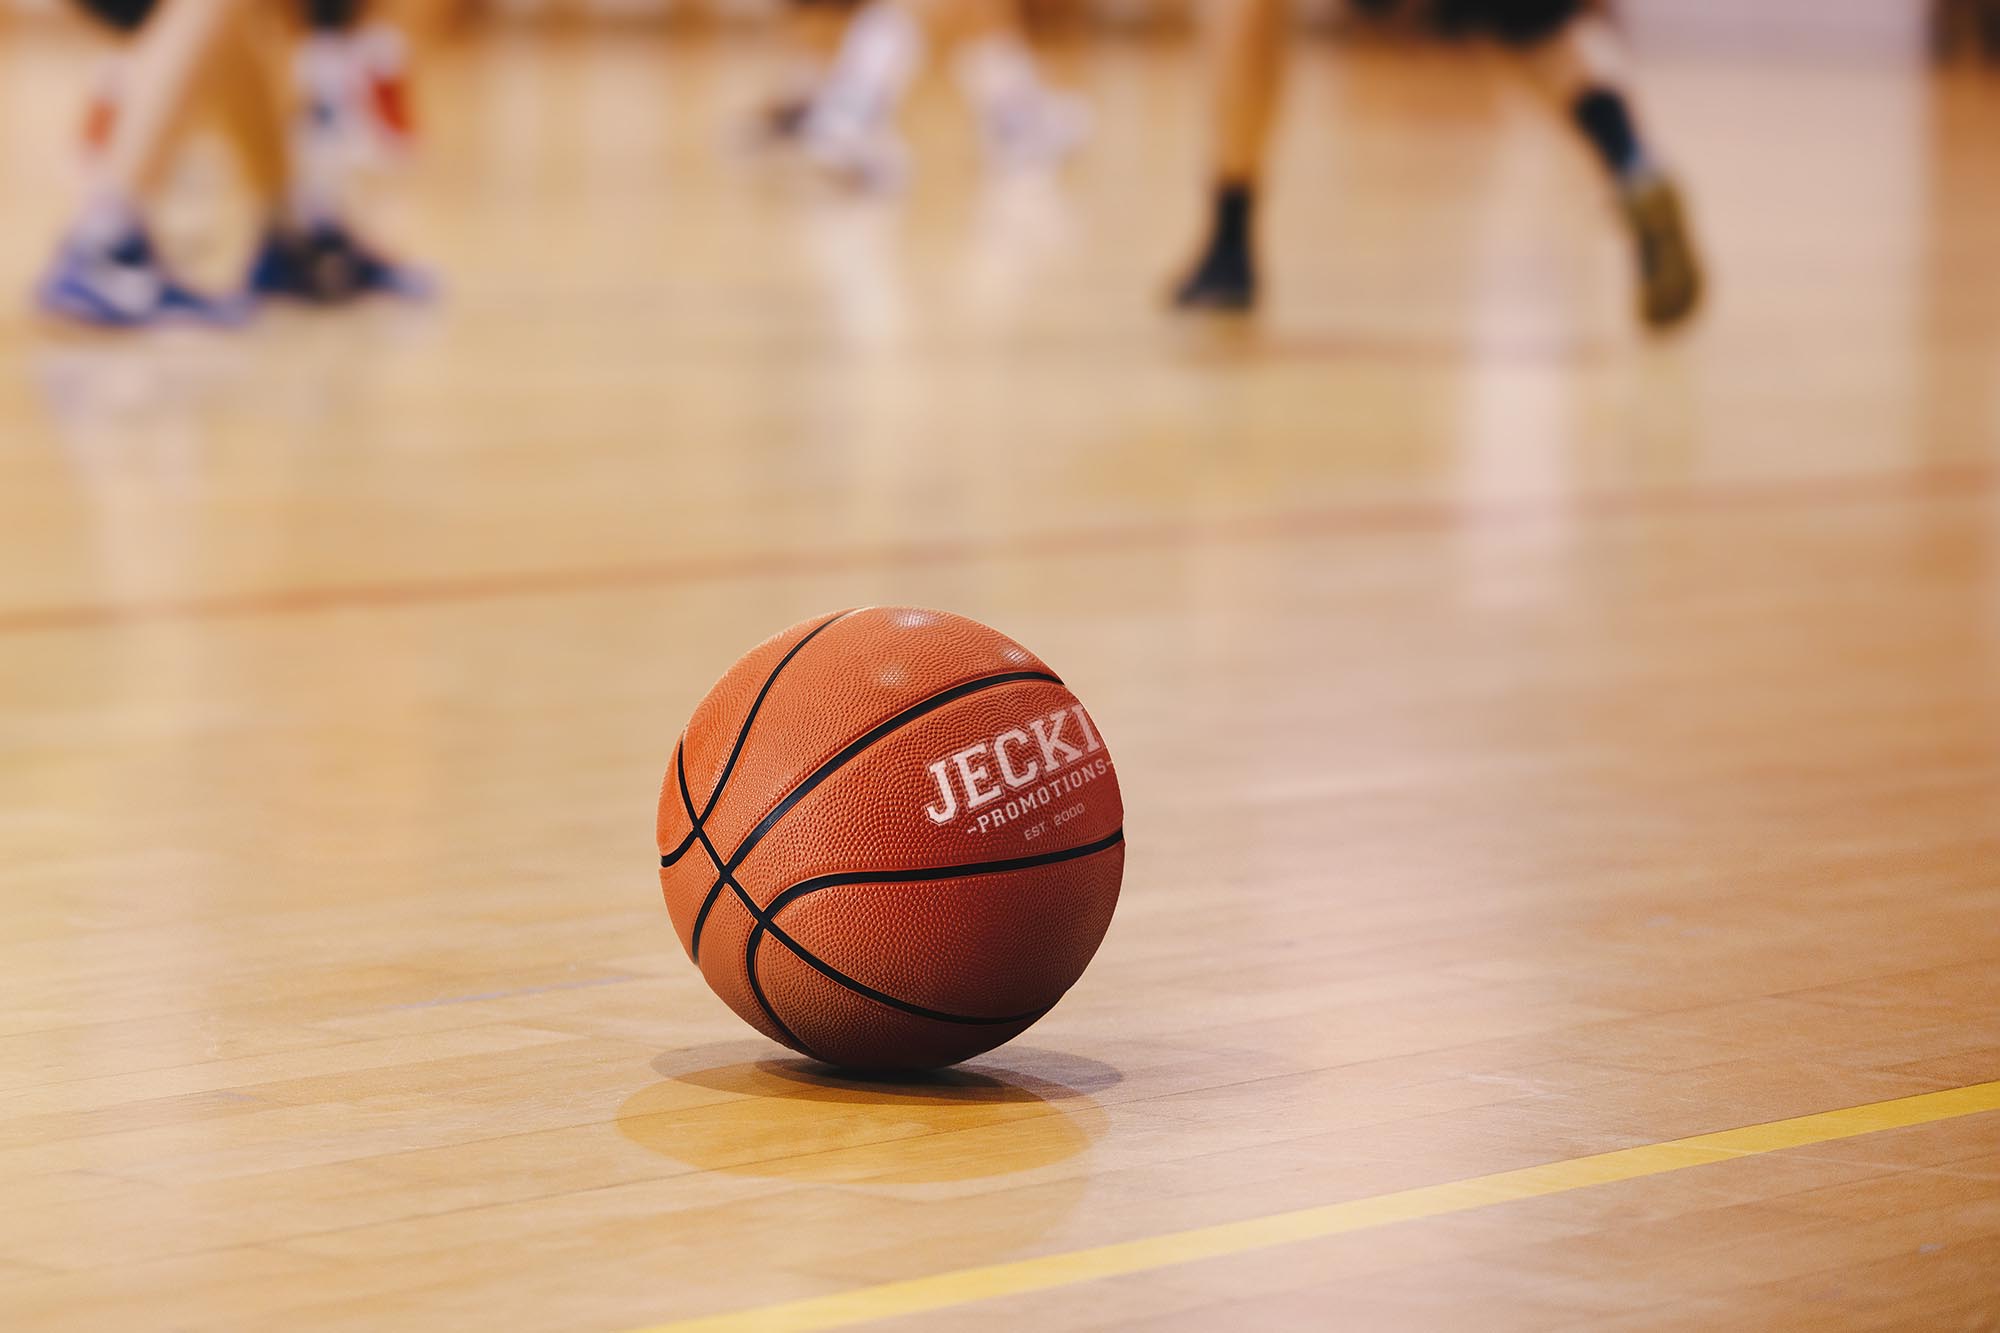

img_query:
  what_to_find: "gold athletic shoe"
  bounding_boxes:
[1620,173,1704,330]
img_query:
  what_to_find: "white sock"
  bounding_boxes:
[281,181,342,236]
[815,4,923,131]
[290,36,359,231]
[297,33,360,110]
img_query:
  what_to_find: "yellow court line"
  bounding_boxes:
[639,1079,2000,1332]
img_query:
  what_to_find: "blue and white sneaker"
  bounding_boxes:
[36,230,245,330]
[247,223,434,305]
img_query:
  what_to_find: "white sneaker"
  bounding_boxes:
[980,90,1091,174]
[801,103,911,192]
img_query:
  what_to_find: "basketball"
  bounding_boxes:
[656,607,1126,1070]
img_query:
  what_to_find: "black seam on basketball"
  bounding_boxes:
[661,609,853,871]
[660,741,699,866]
[731,832,1121,1030]
[689,774,827,1058]
[733,880,1048,1027]
[680,754,732,964]
[764,828,1125,922]
[680,751,760,967]
[739,904,820,1060]
[722,670,1063,876]
[675,611,856,957]
[740,829,1121,1039]
[768,919,1054,1026]
[701,609,855,819]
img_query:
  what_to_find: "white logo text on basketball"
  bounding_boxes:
[924,706,1110,833]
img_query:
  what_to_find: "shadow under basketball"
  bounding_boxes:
[616,1043,1117,1184]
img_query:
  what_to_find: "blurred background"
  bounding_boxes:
[2,0,1996,746]
[1,0,1994,589]
[0,0,1995,802]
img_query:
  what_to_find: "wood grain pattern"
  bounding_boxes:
[1,25,1997,1331]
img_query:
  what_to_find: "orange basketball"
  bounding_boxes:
[657,607,1125,1070]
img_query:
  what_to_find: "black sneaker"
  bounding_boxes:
[247,222,433,305]
[1171,230,1256,312]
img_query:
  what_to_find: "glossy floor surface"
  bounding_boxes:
[2,21,1998,1332]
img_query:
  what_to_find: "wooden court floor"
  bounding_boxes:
[3,22,2000,1331]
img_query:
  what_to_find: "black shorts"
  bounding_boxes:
[1436,0,1586,45]
[71,0,151,31]
[70,0,363,32]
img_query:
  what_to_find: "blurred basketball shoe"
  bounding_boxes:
[799,3,919,190]
[1172,243,1254,312]
[747,94,815,148]
[1619,171,1702,329]
[958,38,1090,173]
[738,48,829,152]
[978,89,1090,173]
[801,99,911,191]
[1172,184,1257,312]
[37,225,245,330]
[247,221,434,305]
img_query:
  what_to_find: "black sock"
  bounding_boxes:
[1211,181,1254,255]
[105,229,155,268]
[1571,88,1646,182]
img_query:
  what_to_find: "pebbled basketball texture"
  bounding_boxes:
[657,607,1125,1070]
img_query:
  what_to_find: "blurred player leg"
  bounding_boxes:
[297,0,420,169]
[220,15,433,305]
[801,0,1085,188]
[1499,0,1704,326]
[81,0,420,165]
[38,0,431,328]
[950,0,1089,172]
[39,0,254,326]
[749,0,856,146]
[1171,0,1283,310]
[73,1,153,159]
[72,0,170,159]
[797,0,921,187]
